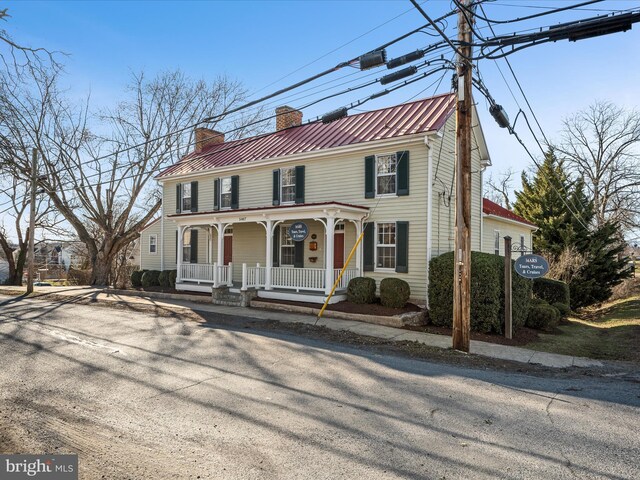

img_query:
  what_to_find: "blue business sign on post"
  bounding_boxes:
[288,221,309,242]
[514,254,549,279]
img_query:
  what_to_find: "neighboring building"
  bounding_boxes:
[481,198,537,257]
[140,94,491,304]
[0,258,8,284]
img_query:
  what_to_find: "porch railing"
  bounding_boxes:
[243,263,267,290]
[271,267,325,292]
[180,262,232,287]
[334,268,358,290]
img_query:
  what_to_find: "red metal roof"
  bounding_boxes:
[483,198,536,228]
[158,93,455,179]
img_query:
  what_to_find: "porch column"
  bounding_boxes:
[265,219,273,290]
[355,220,363,276]
[209,226,214,263]
[324,217,335,295]
[216,222,225,266]
[176,225,186,283]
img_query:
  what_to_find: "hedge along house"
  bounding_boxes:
[481,198,537,257]
[139,93,491,305]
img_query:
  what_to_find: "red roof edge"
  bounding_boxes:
[482,198,536,228]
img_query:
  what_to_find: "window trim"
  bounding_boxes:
[374,221,396,272]
[279,224,295,266]
[494,230,500,255]
[149,234,157,255]
[375,153,398,197]
[280,167,296,204]
[181,182,192,212]
[219,176,232,210]
[182,229,192,264]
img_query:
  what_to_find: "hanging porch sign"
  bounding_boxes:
[288,221,309,242]
[514,254,549,279]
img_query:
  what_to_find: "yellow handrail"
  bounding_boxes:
[317,230,366,319]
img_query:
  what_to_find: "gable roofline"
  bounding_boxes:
[158,93,457,180]
[482,198,536,229]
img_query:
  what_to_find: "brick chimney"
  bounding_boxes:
[194,127,224,153]
[276,106,303,131]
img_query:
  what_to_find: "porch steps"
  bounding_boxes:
[211,287,256,307]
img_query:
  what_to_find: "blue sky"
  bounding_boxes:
[5,0,640,187]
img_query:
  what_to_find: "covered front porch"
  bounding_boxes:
[170,202,369,304]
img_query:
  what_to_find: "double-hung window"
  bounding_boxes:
[520,235,526,253]
[281,167,296,203]
[149,235,157,254]
[220,177,232,209]
[280,227,295,266]
[183,229,192,263]
[376,153,397,195]
[376,223,396,269]
[494,230,500,255]
[182,183,192,212]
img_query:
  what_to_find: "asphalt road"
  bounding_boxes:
[0,297,638,480]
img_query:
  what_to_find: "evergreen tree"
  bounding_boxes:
[513,148,631,309]
[514,149,577,256]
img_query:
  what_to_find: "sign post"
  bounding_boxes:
[504,236,513,340]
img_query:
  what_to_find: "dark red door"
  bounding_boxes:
[224,235,233,265]
[333,233,344,269]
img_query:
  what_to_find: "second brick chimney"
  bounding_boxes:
[194,127,224,153]
[276,106,303,131]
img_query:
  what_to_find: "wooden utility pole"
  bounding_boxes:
[26,148,37,294]
[452,0,474,352]
[504,236,513,340]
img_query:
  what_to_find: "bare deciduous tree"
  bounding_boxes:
[484,168,515,209]
[557,101,640,232]
[0,178,63,285]
[0,65,264,285]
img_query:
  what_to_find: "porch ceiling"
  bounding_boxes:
[168,201,369,226]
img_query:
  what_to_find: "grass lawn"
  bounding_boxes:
[527,288,640,363]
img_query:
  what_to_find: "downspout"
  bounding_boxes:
[160,197,164,271]
[425,133,437,309]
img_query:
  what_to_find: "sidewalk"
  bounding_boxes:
[0,285,603,369]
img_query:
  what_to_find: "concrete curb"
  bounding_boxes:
[107,288,213,304]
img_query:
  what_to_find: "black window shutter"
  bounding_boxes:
[272,225,280,266]
[175,229,178,263]
[272,170,280,206]
[395,221,409,273]
[191,181,198,212]
[176,184,182,213]
[396,151,409,196]
[213,178,220,211]
[363,222,375,272]
[295,166,305,204]
[364,156,375,198]
[190,229,198,264]
[294,240,304,268]
[231,175,240,209]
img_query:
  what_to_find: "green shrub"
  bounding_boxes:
[526,299,559,330]
[347,277,376,304]
[533,278,570,306]
[168,270,177,289]
[141,270,161,288]
[158,271,170,288]
[380,278,410,308]
[130,269,146,288]
[552,302,571,318]
[429,251,502,333]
